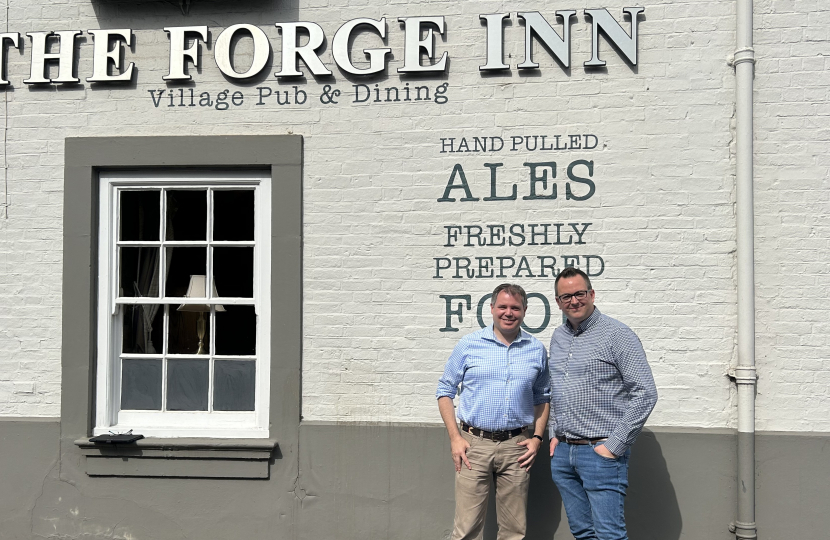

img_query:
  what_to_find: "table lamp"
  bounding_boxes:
[177,274,225,354]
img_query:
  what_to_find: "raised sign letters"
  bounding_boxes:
[0,9,644,86]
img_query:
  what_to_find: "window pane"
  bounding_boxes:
[167,359,209,411]
[166,190,207,241]
[120,190,160,241]
[216,305,256,355]
[121,359,162,410]
[214,190,255,241]
[122,304,163,354]
[165,247,207,297]
[120,247,160,298]
[214,360,255,411]
[169,308,211,355]
[213,247,254,298]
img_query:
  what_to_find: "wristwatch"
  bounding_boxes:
[531,434,544,442]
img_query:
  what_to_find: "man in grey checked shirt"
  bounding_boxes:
[548,268,657,540]
[437,283,550,540]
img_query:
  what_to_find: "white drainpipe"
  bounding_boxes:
[728,0,757,538]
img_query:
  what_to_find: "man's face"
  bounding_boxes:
[555,275,595,327]
[490,291,526,337]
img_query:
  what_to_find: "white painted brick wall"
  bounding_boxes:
[0,0,825,432]
[299,0,737,428]
[753,0,830,431]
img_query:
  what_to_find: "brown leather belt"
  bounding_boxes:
[556,436,608,445]
[461,422,527,442]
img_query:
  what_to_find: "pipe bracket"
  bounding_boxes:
[729,520,758,539]
[730,47,756,66]
[728,366,757,385]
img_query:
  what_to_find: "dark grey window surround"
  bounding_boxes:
[62,136,302,478]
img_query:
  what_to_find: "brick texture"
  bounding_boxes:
[0,0,825,433]
[753,0,830,431]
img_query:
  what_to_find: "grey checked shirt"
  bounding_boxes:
[548,308,657,456]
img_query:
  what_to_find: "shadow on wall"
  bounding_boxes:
[483,430,681,540]
[627,430,682,540]
[89,0,302,31]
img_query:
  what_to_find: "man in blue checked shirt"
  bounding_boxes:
[548,268,658,540]
[437,283,550,540]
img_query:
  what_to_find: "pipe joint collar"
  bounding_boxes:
[731,47,756,66]
[729,520,757,539]
[728,366,757,385]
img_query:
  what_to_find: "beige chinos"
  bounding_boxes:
[451,429,532,540]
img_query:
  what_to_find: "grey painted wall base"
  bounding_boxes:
[295,423,737,540]
[1,419,828,540]
[0,418,60,540]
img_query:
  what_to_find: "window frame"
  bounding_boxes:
[95,170,272,438]
[62,136,302,454]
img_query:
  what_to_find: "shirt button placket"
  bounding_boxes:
[503,346,510,424]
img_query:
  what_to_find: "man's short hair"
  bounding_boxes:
[554,268,593,296]
[491,283,528,309]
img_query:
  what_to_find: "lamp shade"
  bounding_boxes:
[177,275,226,312]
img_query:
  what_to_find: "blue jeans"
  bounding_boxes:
[550,441,630,540]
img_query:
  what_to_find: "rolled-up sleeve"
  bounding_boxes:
[436,340,468,400]
[532,346,551,405]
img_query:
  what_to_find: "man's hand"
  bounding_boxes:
[521,402,551,469]
[437,397,472,472]
[593,443,617,459]
[516,436,543,471]
[450,435,472,472]
[549,437,559,457]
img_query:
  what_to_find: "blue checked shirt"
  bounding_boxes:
[548,308,657,456]
[436,325,551,432]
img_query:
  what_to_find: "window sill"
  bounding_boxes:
[75,437,278,479]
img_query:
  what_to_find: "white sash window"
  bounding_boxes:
[94,170,271,438]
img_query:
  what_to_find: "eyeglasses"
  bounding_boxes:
[556,290,590,303]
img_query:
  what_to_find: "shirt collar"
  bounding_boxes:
[484,324,529,345]
[565,307,601,335]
